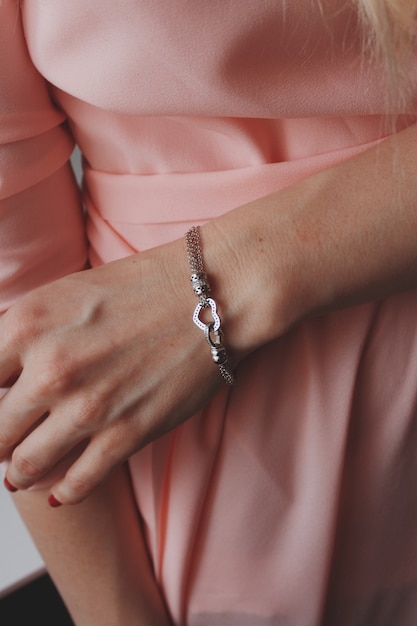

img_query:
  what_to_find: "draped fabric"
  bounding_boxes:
[2,1,417,623]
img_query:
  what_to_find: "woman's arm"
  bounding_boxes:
[12,464,172,625]
[203,120,417,355]
[1,122,417,505]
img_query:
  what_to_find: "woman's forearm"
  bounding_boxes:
[2,123,417,504]
[202,122,417,355]
[12,465,172,626]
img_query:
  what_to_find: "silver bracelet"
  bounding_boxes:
[185,226,235,385]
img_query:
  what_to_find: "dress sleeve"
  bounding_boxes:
[0,1,89,486]
[0,0,88,314]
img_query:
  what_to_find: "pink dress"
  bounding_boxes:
[2,1,417,624]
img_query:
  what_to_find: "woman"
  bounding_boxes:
[1,1,417,624]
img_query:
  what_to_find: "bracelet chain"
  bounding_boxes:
[185,226,235,385]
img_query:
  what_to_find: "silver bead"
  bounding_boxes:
[190,272,210,296]
[211,346,228,365]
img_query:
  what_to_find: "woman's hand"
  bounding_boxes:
[0,237,230,504]
[3,122,417,506]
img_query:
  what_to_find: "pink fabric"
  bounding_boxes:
[2,1,417,624]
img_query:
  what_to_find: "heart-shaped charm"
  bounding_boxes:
[193,298,221,332]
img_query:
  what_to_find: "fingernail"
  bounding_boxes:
[4,477,18,493]
[48,494,62,508]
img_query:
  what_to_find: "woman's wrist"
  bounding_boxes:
[198,199,308,359]
[198,122,417,363]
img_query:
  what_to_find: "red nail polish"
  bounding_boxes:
[48,494,62,508]
[4,477,18,493]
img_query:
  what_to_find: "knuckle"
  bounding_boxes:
[68,410,95,433]
[68,394,105,432]
[7,297,45,343]
[3,312,29,350]
[65,471,97,499]
[12,449,44,479]
[33,353,76,398]
[0,429,14,449]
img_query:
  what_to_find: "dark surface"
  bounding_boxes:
[0,573,74,625]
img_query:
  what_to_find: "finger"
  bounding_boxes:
[5,410,89,490]
[0,310,25,386]
[0,373,49,460]
[50,425,138,505]
[0,344,89,461]
[2,370,22,388]
[0,360,22,390]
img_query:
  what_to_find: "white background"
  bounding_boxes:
[0,488,45,597]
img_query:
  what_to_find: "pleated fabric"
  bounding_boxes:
[1,1,417,623]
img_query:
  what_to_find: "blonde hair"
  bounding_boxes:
[356,0,417,105]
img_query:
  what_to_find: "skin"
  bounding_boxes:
[1,122,417,505]
[1,119,417,623]
[11,466,173,625]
